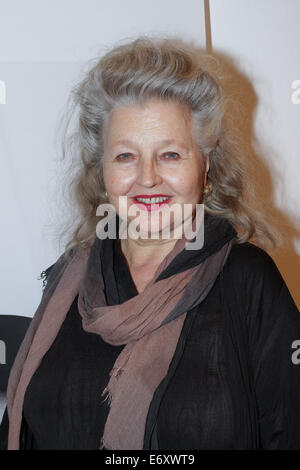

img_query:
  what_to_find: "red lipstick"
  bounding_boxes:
[132,194,172,212]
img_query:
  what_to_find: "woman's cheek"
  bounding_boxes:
[108,173,135,196]
[164,173,189,197]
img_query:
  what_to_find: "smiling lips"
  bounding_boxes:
[132,194,172,212]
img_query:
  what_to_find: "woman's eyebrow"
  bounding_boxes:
[111,138,189,151]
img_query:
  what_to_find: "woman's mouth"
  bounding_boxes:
[132,195,172,212]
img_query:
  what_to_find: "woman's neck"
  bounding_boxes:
[120,236,178,270]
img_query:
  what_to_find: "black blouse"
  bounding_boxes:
[23,237,138,450]
[1,217,300,450]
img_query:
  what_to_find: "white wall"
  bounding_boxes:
[210,0,300,220]
[210,0,300,307]
[0,0,299,320]
[0,0,206,317]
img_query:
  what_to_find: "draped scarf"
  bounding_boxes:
[6,211,236,450]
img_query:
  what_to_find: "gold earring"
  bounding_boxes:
[203,182,211,197]
[105,191,108,198]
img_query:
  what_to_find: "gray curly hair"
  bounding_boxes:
[53,35,279,256]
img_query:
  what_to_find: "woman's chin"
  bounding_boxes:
[128,225,168,240]
[128,221,184,241]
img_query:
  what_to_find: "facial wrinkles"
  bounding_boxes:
[108,103,193,157]
[103,100,204,203]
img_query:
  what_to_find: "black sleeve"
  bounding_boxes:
[242,245,300,449]
[0,406,8,450]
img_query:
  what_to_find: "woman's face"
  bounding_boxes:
[103,97,209,238]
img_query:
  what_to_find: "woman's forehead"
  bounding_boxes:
[105,100,194,144]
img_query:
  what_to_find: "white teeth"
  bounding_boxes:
[135,196,169,204]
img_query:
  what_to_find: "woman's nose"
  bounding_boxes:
[137,158,162,187]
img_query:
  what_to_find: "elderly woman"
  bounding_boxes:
[1,37,300,451]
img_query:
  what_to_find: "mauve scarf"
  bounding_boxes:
[6,215,234,450]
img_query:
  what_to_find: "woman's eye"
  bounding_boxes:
[115,152,180,162]
[163,152,180,159]
[116,153,133,161]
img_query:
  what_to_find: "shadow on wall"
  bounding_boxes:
[199,47,300,309]
[168,39,300,308]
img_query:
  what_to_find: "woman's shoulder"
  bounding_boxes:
[38,246,80,290]
[39,263,56,289]
[220,241,294,309]
[224,241,282,282]
[222,241,299,317]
